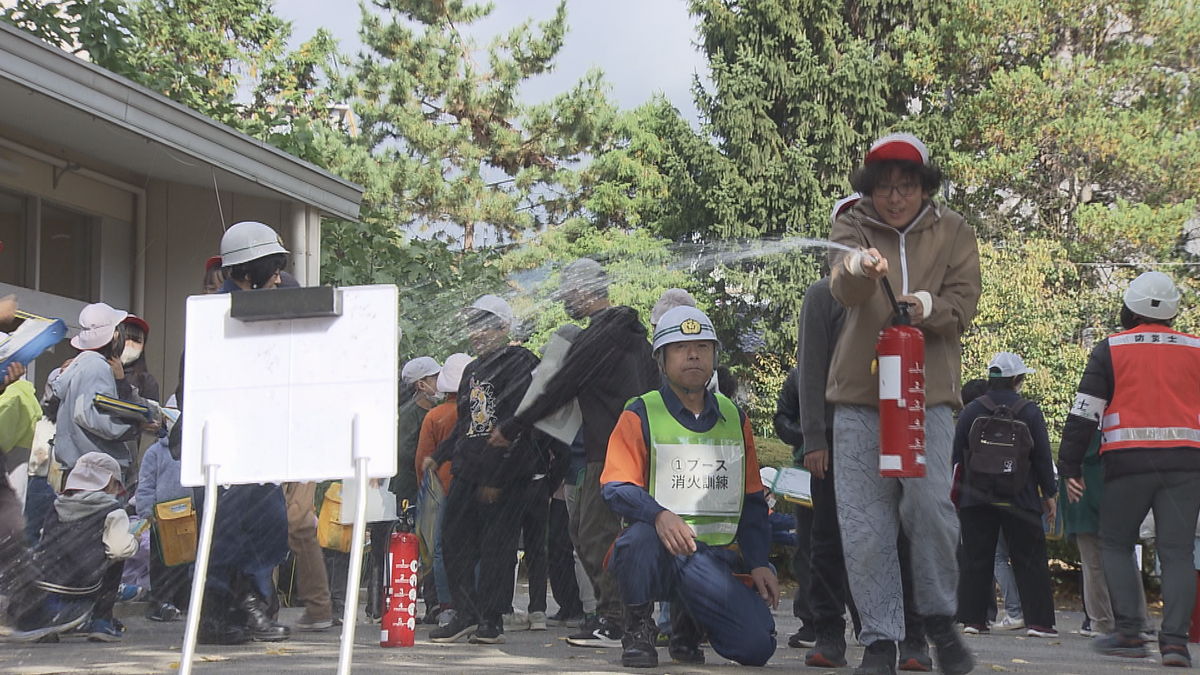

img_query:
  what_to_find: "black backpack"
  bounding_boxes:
[964,394,1034,502]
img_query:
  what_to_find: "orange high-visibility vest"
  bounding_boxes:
[1099,325,1200,454]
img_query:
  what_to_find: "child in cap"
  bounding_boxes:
[50,303,158,479]
[33,451,139,642]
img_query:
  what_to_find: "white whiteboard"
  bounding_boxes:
[180,285,399,486]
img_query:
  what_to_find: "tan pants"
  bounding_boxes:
[284,482,331,621]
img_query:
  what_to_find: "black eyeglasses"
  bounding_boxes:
[873,182,920,198]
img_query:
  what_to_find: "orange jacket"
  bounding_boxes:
[416,396,456,494]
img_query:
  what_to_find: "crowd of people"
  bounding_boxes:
[0,131,1196,674]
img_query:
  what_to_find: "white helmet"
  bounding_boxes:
[652,306,720,354]
[220,221,289,267]
[437,353,474,393]
[1123,271,1180,320]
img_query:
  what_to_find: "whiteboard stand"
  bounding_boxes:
[179,425,219,675]
[337,416,370,675]
[176,286,399,675]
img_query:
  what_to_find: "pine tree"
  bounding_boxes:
[320,0,616,251]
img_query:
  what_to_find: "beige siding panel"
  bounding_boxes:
[146,183,298,400]
[0,145,134,222]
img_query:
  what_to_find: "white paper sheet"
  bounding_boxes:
[517,331,583,444]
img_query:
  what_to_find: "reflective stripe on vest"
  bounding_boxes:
[644,390,745,547]
[1099,324,1200,454]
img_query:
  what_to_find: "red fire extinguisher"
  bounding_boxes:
[381,506,419,647]
[876,277,926,478]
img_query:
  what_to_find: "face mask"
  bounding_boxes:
[417,382,444,404]
[120,343,142,365]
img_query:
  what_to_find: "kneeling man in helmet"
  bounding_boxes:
[602,306,779,668]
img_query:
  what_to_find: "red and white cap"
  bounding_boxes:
[831,193,862,226]
[865,133,929,166]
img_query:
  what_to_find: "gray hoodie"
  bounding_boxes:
[50,351,138,471]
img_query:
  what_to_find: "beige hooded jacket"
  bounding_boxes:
[825,197,981,409]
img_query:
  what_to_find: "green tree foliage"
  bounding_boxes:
[320,0,617,251]
[899,0,1200,434]
[2,0,338,158]
[688,0,904,237]
[2,0,134,76]
[312,0,627,356]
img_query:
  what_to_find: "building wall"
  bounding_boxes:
[141,180,308,402]
[1,139,320,404]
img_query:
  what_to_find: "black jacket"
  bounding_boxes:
[953,388,1056,513]
[773,367,805,464]
[499,306,659,464]
[449,345,540,486]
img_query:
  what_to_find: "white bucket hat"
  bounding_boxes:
[437,353,474,393]
[65,452,123,492]
[401,356,441,385]
[70,303,128,351]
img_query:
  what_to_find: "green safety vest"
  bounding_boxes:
[643,390,746,547]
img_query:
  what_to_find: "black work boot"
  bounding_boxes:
[667,603,704,664]
[237,591,291,642]
[620,603,659,668]
[806,629,849,668]
[197,593,250,645]
[925,615,974,675]
[854,639,898,675]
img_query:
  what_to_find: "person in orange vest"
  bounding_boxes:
[601,306,779,669]
[1059,271,1200,668]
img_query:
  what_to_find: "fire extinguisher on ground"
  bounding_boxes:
[876,276,926,478]
[381,503,419,647]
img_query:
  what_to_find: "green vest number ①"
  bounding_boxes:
[644,391,746,547]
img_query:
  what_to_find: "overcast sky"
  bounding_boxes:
[272,0,708,124]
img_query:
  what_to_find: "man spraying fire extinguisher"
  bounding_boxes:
[826,133,981,675]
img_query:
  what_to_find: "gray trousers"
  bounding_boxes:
[1077,533,1114,633]
[993,534,1022,620]
[834,404,959,645]
[1099,470,1200,646]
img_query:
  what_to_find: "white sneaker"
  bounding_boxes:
[997,615,1025,630]
[528,611,547,631]
[502,611,530,632]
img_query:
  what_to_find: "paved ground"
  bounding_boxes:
[1,586,1191,675]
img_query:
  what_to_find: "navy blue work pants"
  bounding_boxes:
[608,521,776,666]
